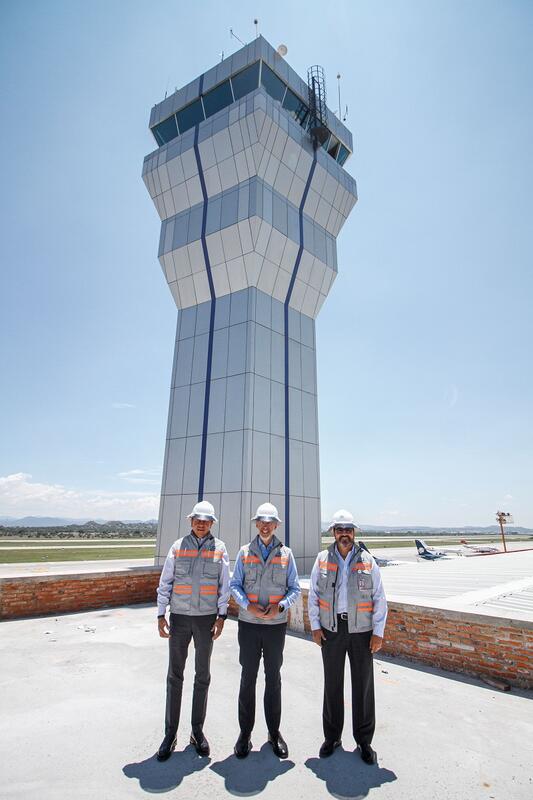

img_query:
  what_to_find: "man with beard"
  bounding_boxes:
[230,502,301,759]
[308,510,387,764]
[156,500,230,760]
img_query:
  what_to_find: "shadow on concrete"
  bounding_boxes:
[210,743,295,795]
[122,744,210,793]
[305,747,397,799]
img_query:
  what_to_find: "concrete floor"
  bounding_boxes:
[1,606,531,800]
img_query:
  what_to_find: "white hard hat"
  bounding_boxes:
[252,502,281,523]
[187,500,217,522]
[329,509,358,531]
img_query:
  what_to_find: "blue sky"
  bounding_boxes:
[1,1,531,525]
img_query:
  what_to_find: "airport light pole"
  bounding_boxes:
[495,511,512,553]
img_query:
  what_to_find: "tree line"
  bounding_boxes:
[0,521,158,539]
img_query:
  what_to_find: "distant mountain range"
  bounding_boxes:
[0,516,158,527]
[0,516,530,535]
[321,523,533,535]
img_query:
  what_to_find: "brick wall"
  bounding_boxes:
[1,572,531,689]
[231,592,532,689]
[381,603,533,689]
[0,568,161,620]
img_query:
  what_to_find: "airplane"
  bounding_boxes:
[459,539,500,555]
[358,541,410,567]
[415,539,460,560]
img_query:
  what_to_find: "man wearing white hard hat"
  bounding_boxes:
[230,502,301,759]
[155,500,230,761]
[308,510,387,765]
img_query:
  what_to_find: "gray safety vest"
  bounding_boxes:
[169,532,225,616]
[316,544,375,633]
[238,535,292,625]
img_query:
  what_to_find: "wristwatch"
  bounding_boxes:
[278,603,285,614]
[217,614,228,620]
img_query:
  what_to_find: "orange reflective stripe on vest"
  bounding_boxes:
[247,593,259,602]
[357,602,373,611]
[199,585,218,594]
[319,560,338,572]
[201,550,223,560]
[175,549,198,558]
[268,595,284,603]
[319,598,330,609]
[173,585,193,594]
[271,556,289,566]
[243,555,261,564]
[352,562,371,572]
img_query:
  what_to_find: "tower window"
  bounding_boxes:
[231,61,260,100]
[282,88,309,128]
[153,115,178,146]
[176,98,204,134]
[203,80,234,118]
[261,63,286,103]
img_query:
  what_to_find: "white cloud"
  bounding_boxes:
[0,473,159,519]
[445,385,459,408]
[378,509,400,517]
[112,402,136,409]
[118,469,161,485]
[504,493,513,500]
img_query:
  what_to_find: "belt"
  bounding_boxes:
[337,612,348,621]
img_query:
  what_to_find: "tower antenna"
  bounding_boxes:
[337,73,341,118]
[230,28,246,47]
[254,18,259,38]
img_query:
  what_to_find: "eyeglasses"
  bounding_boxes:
[333,526,355,534]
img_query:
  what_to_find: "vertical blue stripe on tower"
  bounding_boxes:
[193,73,217,501]
[283,151,317,546]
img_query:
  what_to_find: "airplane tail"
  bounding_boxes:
[358,540,371,553]
[415,539,430,555]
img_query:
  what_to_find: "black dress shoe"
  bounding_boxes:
[190,731,210,756]
[359,743,377,764]
[234,732,252,758]
[268,731,288,758]
[319,739,341,758]
[156,734,177,761]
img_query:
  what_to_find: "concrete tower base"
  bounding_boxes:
[157,287,320,573]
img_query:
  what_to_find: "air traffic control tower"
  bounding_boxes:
[143,37,357,571]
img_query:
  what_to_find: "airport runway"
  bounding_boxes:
[0,540,530,576]
[368,539,529,563]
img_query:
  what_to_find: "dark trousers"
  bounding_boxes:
[237,620,287,737]
[321,619,375,745]
[164,612,216,737]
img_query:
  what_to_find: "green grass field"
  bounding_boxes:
[0,546,156,563]
[1,535,530,564]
